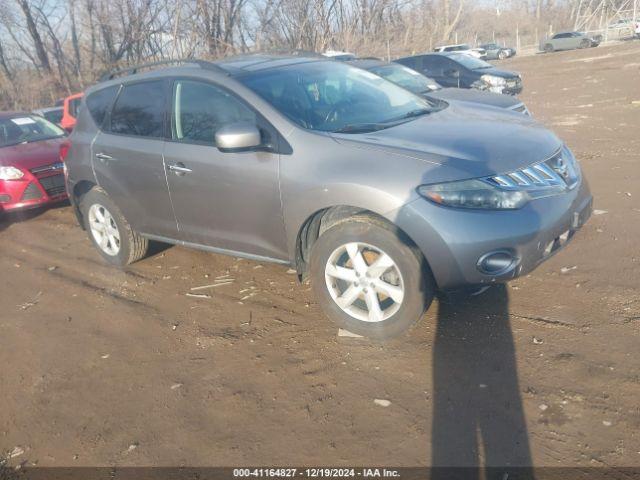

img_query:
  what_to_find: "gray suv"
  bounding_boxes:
[64,56,592,339]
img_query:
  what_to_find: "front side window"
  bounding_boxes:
[43,109,63,125]
[172,80,256,145]
[0,115,65,148]
[448,53,492,70]
[109,81,166,138]
[368,64,440,94]
[422,56,451,75]
[241,61,435,133]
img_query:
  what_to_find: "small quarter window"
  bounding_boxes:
[86,86,119,129]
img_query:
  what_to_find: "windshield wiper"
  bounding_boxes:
[400,108,432,119]
[383,108,432,124]
[332,123,387,134]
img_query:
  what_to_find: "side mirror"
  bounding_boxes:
[215,122,262,152]
[445,68,460,78]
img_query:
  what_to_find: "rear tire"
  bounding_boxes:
[310,215,435,340]
[580,39,590,49]
[498,49,507,60]
[80,188,148,267]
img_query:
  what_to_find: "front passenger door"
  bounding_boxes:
[163,79,288,261]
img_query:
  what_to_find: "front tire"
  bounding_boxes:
[580,39,590,49]
[544,43,554,53]
[498,49,507,60]
[310,216,434,340]
[80,188,148,267]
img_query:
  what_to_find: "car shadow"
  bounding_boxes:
[0,201,70,234]
[430,284,534,479]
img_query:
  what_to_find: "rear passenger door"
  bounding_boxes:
[163,79,288,261]
[91,79,178,238]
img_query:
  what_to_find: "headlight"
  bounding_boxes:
[419,147,580,210]
[0,166,24,180]
[418,179,528,210]
[481,74,506,86]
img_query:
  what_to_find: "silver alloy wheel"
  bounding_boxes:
[88,203,121,256]
[324,242,405,323]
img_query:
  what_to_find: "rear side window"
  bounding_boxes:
[86,86,119,128]
[109,81,166,138]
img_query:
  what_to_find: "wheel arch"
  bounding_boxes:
[293,204,432,283]
[71,180,97,229]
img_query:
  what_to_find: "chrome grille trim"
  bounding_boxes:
[486,150,579,191]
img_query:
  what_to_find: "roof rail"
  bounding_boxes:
[98,58,228,82]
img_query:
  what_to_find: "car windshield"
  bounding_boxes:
[240,61,437,133]
[367,64,441,94]
[0,115,65,148]
[448,53,493,70]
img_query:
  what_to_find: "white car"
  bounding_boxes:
[434,44,487,59]
[322,50,357,61]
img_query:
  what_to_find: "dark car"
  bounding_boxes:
[32,106,64,125]
[347,58,529,115]
[395,52,522,95]
[479,43,516,60]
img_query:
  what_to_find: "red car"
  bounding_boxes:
[0,112,69,213]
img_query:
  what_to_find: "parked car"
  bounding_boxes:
[434,44,487,59]
[540,31,602,53]
[32,106,64,126]
[61,92,84,132]
[479,43,516,60]
[322,50,357,61]
[608,18,632,30]
[346,58,530,114]
[395,52,523,95]
[65,56,591,339]
[0,112,68,213]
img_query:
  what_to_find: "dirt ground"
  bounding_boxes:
[1,41,639,470]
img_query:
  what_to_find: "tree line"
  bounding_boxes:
[0,0,619,109]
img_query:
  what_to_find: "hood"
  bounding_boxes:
[426,88,521,109]
[473,66,519,79]
[329,102,561,180]
[0,137,65,170]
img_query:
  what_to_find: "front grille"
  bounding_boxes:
[506,77,522,89]
[31,162,64,175]
[21,182,43,201]
[38,174,66,197]
[486,151,580,191]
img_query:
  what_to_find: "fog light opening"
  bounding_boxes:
[477,250,517,275]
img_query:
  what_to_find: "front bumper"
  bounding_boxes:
[0,166,68,213]
[393,177,592,289]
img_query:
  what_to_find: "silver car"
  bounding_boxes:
[64,56,592,339]
[541,31,602,53]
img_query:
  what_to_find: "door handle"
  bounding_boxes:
[95,153,115,163]
[167,163,193,175]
